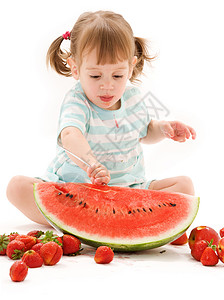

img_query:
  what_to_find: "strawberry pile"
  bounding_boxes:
[171,225,224,266]
[0,230,114,282]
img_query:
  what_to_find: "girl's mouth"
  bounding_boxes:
[99,96,114,102]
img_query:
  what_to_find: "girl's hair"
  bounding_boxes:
[46,11,155,83]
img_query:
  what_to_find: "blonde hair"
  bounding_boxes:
[46,11,155,83]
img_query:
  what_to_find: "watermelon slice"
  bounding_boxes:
[34,182,199,252]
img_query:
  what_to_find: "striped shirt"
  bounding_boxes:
[43,81,151,187]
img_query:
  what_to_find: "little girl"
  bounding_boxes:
[7,10,196,225]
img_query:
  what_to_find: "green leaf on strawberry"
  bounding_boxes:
[0,234,10,252]
[12,249,25,260]
[38,231,62,247]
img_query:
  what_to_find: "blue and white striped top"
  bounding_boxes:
[43,81,151,187]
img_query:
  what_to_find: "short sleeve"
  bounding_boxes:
[57,89,90,141]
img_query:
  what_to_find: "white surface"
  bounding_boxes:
[1,0,224,299]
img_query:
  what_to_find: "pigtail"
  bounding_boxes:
[131,37,156,83]
[46,36,71,77]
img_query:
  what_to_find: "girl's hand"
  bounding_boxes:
[87,162,111,185]
[160,120,196,142]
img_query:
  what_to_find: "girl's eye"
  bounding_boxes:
[113,75,123,79]
[90,75,101,79]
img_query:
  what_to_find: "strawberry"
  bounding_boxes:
[170,233,188,245]
[15,235,36,251]
[94,246,114,264]
[220,227,224,238]
[200,240,219,266]
[8,232,19,241]
[191,240,208,261]
[37,231,63,247]
[31,243,44,255]
[62,235,81,255]
[6,240,25,260]
[22,250,43,268]
[10,261,28,282]
[0,234,10,255]
[27,230,45,238]
[40,241,63,266]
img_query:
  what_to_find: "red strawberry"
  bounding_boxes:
[15,235,36,251]
[10,261,28,282]
[40,241,63,266]
[220,227,224,238]
[170,233,188,245]
[62,235,81,255]
[6,240,25,260]
[31,243,43,255]
[37,231,62,247]
[22,250,43,268]
[200,241,219,266]
[94,246,114,264]
[27,230,45,238]
[8,232,19,241]
[191,240,208,261]
[0,234,10,255]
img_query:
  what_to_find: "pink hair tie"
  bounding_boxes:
[62,31,71,40]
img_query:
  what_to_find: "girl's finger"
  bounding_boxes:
[184,127,191,139]
[188,126,196,139]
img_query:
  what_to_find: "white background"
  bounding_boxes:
[0,0,224,298]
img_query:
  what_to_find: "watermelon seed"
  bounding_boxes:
[58,192,62,196]
[79,201,83,205]
[137,209,140,212]
[69,194,74,198]
[113,208,116,214]
[66,193,70,197]
[160,250,166,254]
[158,205,161,207]
[128,211,132,214]
[149,208,152,212]
[163,203,166,206]
[142,208,146,212]
[96,208,98,213]
[83,202,86,208]
[133,210,136,213]
[170,203,176,207]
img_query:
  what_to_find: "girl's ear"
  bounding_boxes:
[67,57,79,79]
[128,56,137,79]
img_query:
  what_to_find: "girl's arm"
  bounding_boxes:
[140,120,196,144]
[60,126,110,184]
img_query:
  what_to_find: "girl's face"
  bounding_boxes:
[68,49,136,110]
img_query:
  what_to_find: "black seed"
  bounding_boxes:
[163,203,166,206]
[158,205,161,207]
[96,208,98,213]
[69,194,73,199]
[137,209,140,212]
[149,208,152,212]
[58,192,62,196]
[79,201,83,205]
[83,202,86,208]
[66,193,70,197]
[143,208,146,212]
[113,208,116,214]
[128,211,132,214]
[160,250,166,254]
[170,203,176,207]
[133,210,136,213]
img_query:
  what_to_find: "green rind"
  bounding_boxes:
[33,184,200,252]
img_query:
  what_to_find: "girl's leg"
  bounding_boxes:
[6,176,49,225]
[148,176,195,195]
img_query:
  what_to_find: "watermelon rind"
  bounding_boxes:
[33,183,200,252]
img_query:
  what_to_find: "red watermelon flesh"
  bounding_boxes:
[34,182,199,252]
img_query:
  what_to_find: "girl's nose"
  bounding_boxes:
[100,81,114,90]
